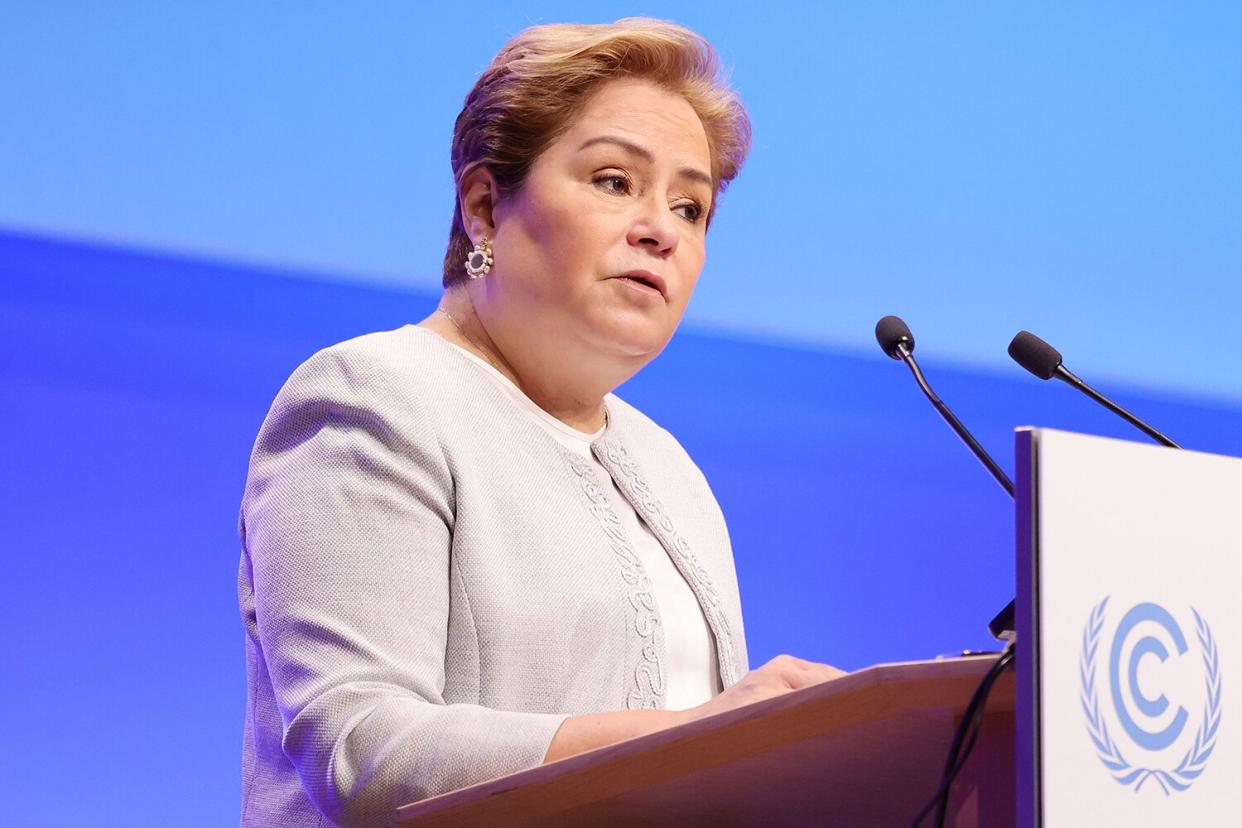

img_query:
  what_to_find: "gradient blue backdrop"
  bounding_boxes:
[2,5,1239,826]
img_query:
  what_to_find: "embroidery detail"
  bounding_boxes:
[598,442,739,686]
[564,451,666,710]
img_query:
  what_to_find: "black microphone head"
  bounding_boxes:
[1008,330,1063,380]
[875,315,914,359]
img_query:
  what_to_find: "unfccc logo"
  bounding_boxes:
[1080,597,1223,793]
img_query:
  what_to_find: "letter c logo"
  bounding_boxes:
[1108,602,1189,751]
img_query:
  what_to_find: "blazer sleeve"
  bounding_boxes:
[239,340,569,827]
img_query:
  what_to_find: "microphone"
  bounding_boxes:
[876,315,1015,641]
[1007,331,1181,449]
[875,316,1014,496]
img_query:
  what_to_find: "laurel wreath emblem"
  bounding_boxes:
[1079,596,1222,794]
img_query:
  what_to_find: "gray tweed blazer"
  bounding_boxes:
[237,325,749,827]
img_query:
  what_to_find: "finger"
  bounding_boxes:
[785,662,846,687]
[789,655,844,674]
[816,663,848,681]
[776,664,822,689]
[785,657,847,679]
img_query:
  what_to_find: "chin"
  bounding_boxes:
[584,306,679,361]
[605,326,674,361]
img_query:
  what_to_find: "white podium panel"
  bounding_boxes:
[1016,428,1241,827]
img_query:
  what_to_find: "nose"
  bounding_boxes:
[626,198,680,257]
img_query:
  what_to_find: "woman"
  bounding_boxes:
[238,18,843,828]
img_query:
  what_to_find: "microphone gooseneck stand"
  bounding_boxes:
[875,316,1018,828]
[1008,330,1181,448]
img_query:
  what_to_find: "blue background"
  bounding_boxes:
[2,4,1239,825]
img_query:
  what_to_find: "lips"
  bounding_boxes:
[613,270,667,299]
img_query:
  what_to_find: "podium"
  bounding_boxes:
[397,657,1014,826]
[396,428,1241,826]
[1014,428,1240,825]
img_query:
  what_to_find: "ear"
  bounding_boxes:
[458,164,498,243]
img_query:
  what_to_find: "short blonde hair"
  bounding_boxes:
[442,17,752,287]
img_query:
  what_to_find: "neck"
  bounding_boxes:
[419,290,614,433]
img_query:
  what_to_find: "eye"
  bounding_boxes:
[673,201,704,223]
[593,172,632,195]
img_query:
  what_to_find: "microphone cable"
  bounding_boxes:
[909,643,1015,828]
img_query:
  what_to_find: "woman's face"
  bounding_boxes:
[477,79,715,371]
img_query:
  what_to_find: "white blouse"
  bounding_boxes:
[428,329,722,709]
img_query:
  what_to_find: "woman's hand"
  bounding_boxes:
[680,654,847,723]
[543,656,845,764]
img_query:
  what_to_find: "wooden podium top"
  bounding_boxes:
[397,656,1015,827]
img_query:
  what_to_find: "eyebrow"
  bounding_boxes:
[577,135,714,190]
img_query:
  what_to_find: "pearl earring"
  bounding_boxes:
[464,236,494,279]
